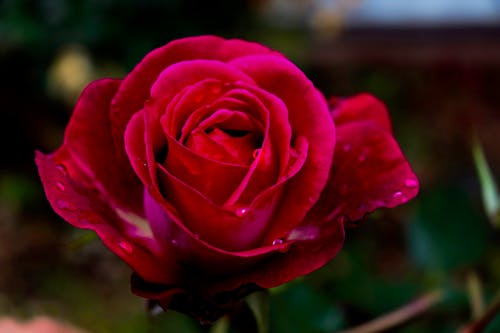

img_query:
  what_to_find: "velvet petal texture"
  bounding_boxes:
[37,35,420,325]
[229,55,335,243]
[306,93,419,226]
[110,36,280,162]
[36,79,180,284]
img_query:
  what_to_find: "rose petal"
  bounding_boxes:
[109,37,279,187]
[306,94,419,225]
[150,60,256,103]
[163,133,249,205]
[330,93,392,131]
[62,79,143,214]
[230,55,335,241]
[35,150,180,284]
[143,188,291,273]
[156,163,273,251]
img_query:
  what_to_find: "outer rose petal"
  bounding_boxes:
[307,94,419,225]
[35,151,179,285]
[62,79,143,214]
[130,210,345,322]
[329,93,393,131]
[36,79,181,284]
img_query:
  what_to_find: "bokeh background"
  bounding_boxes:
[1,0,500,332]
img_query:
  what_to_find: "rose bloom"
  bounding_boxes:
[36,36,418,322]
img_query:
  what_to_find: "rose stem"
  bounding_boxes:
[460,290,500,333]
[336,290,444,333]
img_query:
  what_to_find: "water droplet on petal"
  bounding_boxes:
[272,238,284,245]
[235,207,249,218]
[342,144,352,152]
[56,199,77,212]
[252,149,261,159]
[404,179,418,188]
[393,191,403,199]
[358,154,366,162]
[171,239,178,246]
[118,241,133,254]
[193,234,200,240]
[56,181,65,191]
[143,161,147,168]
[55,164,67,176]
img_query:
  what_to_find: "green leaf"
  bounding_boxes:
[472,137,500,227]
[209,316,229,333]
[246,290,269,333]
[270,283,343,333]
[407,188,489,271]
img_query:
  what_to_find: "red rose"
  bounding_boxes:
[36,36,418,322]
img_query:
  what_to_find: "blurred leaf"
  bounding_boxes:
[325,248,419,315]
[147,311,201,333]
[0,174,39,210]
[209,316,229,333]
[407,188,489,271]
[65,230,98,252]
[472,138,500,228]
[270,283,343,333]
[246,291,269,333]
[485,315,500,333]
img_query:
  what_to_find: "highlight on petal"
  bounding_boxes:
[35,150,181,284]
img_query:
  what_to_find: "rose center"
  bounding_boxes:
[185,123,263,165]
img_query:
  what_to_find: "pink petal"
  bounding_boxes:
[109,36,278,185]
[163,132,249,205]
[330,93,392,131]
[62,79,143,214]
[150,60,255,102]
[35,150,180,284]
[308,94,419,225]
[229,55,335,241]
[156,164,274,251]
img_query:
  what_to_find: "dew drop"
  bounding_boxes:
[393,191,403,199]
[143,161,147,168]
[171,239,178,246]
[272,238,284,245]
[342,144,352,152]
[56,181,65,191]
[404,179,418,188]
[118,241,133,254]
[252,149,261,159]
[56,199,77,212]
[193,234,200,240]
[235,207,249,218]
[358,154,366,162]
[55,164,67,176]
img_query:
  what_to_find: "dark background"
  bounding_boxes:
[1,0,499,332]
